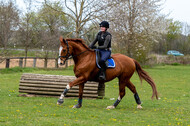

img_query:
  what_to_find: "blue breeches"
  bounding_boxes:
[97,49,111,63]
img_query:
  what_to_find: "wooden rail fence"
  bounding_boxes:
[1,57,71,69]
[19,73,105,99]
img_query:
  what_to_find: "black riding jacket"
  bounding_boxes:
[89,31,112,49]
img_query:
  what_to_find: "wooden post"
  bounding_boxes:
[44,58,47,68]
[55,58,58,68]
[33,58,36,68]
[19,58,23,67]
[5,59,10,68]
[98,82,105,99]
[65,60,68,68]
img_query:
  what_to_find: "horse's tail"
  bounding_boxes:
[133,60,158,100]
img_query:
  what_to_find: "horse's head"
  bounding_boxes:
[58,37,91,65]
[58,36,73,65]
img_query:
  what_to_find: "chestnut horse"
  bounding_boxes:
[57,37,158,109]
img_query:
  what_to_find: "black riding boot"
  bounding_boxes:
[99,62,106,81]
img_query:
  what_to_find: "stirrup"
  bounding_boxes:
[99,72,106,81]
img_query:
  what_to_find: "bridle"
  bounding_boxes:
[59,40,89,65]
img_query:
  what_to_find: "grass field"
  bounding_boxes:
[0,65,189,126]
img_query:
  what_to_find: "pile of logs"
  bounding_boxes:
[19,73,105,99]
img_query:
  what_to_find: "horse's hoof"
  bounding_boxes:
[137,104,142,109]
[106,105,115,109]
[57,99,64,105]
[72,104,82,108]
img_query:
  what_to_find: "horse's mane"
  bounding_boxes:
[66,38,92,51]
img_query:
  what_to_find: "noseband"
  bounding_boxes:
[59,40,89,64]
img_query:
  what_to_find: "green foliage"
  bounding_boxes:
[171,63,181,66]
[2,49,57,58]
[166,20,182,50]
[83,23,99,45]
[0,67,38,74]
[167,20,182,41]
[38,2,67,33]
[3,49,35,57]
[133,44,148,65]
[17,11,40,49]
[0,66,74,74]
[132,36,152,65]
[0,66,189,125]
[37,1,75,38]
[179,34,190,55]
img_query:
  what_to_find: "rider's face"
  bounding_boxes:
[100,27,106,32]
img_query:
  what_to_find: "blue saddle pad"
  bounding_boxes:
[96,50,115,69]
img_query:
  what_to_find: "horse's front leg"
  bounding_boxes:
[72,84,84,108]
[57,76,86,106]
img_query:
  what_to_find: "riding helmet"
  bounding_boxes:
[99,21,109,28]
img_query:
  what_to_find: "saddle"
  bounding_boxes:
[95,50,115,69]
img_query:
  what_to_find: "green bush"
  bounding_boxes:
[171,62,181,66]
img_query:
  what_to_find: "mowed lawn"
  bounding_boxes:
[0,65,189,126]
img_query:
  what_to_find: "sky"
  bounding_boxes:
[161,0,190,24]
[15,0,190,24]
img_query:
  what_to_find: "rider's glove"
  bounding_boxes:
[89,45,97,49]
[92,46,97,49]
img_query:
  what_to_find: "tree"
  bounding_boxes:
[166,20,182,51]
[0,1,19,49]
[16,0,38,67]
[17,12,40,49]
[44,0,110,38]
[36,2,70,67]
[105,0,167,63]
[38,2,69,35]
[82,23,99,45]
[180,23,190,54]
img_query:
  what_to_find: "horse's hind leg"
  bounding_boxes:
[126,81,142,109]
[106,78,126,109]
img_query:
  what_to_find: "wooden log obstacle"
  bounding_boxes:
[19,73,105,98]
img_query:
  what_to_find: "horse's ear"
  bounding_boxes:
[59,36,66,44]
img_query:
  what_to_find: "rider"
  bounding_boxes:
[89,21,112,81]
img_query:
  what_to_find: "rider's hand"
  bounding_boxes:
[89,45,97,49]
[91,46,97,49]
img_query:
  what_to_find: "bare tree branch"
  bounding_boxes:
[44,0,110,38]
[44,0,76,21]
